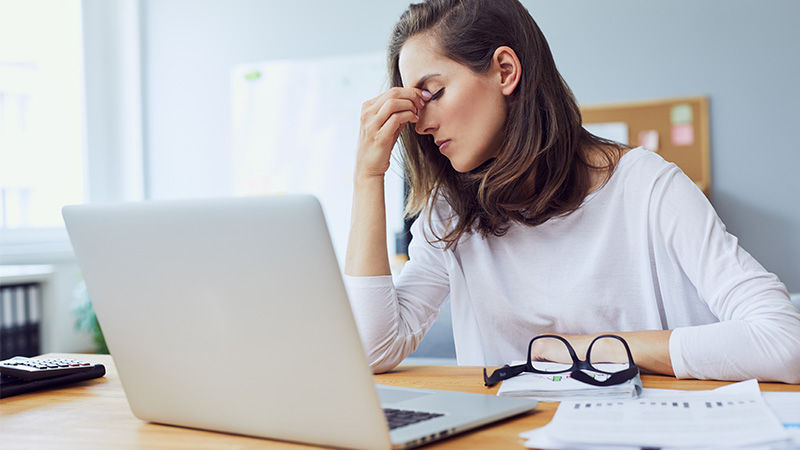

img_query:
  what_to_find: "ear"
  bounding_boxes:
[492,46,521,96]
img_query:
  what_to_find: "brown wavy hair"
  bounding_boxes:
[388,0,627,249]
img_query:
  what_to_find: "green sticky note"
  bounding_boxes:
[671,104,693,124]
[244,71,262,82]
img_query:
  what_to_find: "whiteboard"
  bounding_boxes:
[231,53,406,268]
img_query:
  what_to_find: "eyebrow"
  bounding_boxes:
[413,73,441,89]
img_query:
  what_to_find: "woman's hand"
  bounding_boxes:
[356,87,431,182]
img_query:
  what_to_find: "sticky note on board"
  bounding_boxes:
[638,129,660,152]
[671,104,693,124]
[671,123,694,146]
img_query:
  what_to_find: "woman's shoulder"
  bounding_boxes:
[613,147,685,186]
[613,148,707,211]
[586,146,659,196]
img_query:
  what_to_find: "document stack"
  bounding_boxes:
[520,379,796,449]
[496,362,641,402]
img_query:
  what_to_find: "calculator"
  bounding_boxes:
[0,356,102,380]
[0,356,106,398]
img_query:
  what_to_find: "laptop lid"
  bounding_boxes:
[63,195,392,449]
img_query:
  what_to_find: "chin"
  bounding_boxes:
[450,161,476,173]
[449,156,495,173]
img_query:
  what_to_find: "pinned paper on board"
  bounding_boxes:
[583,122,629,145]
[638,129,660,152]
[671,123,695,146]
[671,104,693,124]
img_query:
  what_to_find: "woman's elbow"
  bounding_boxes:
[768,349,800,384]
[753,323,800,384]
[369,357,402,374]
[365,339,415,374]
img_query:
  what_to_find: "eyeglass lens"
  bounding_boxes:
[585,336,631,381]
[528,336,575,373]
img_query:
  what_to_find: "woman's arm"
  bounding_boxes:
[343,87,454,373]
[345,175,391,276]
[653,166,800,383]
[533,330,674,376]
[535,165,800,382]
[345,87,429,276]
[345,210,452,373]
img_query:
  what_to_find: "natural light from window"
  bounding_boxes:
[0,0,84,229]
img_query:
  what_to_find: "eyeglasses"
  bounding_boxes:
[483,334,639,387]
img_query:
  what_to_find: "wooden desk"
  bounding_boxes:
[3,354,799,449]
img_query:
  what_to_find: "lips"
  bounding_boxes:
[435,139,451,152]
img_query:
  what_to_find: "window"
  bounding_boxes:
[0,0,84,229]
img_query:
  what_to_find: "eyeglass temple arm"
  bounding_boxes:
[483,363,528,387]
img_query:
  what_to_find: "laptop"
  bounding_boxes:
[62,195,537,449]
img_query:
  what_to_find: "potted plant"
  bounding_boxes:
[72,278,109,354]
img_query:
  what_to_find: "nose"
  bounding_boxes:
[414,108,437,136]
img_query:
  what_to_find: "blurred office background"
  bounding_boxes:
[1,0,798,359]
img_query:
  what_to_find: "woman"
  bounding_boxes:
[344,0,800,382]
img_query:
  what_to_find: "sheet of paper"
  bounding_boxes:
[583,122,629,145]
[522,380,791,449]
[763,392,800,446]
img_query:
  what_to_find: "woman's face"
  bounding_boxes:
[399,34,508,173]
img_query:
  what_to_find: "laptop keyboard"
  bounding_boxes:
[383,408,444,430]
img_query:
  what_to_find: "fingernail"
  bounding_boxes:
[421,90,432,100]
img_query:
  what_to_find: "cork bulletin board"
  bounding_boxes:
[581,96,710,197]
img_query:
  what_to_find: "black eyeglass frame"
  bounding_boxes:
[482,334,639,387]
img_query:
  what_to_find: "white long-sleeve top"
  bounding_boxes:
[344,148,800,382]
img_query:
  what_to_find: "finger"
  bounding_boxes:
[374,98,418,125]
[363,98,418,138]
[367,87,428,114]
[361,88,427,139]
[362,94,416,130]
[374,110,418,146]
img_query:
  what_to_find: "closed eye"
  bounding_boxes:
[430,87,444,101]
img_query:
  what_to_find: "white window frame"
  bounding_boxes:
[0,0,145,261]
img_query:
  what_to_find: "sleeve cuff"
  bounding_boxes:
[668,327,691,379]
[342,274,394,288]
